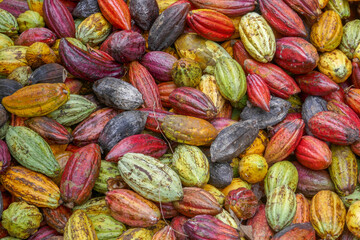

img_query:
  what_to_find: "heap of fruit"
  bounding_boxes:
[0,0,360,239]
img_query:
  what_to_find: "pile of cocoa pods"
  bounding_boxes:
[0,0,360,239]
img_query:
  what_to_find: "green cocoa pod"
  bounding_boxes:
[172,58,202,87]
[17,10,45,32]
[215,209,238,229]
[339,20,360,59]
[73,197,111,217]
[329,145,358,196]
[264,161,298,197]
[325,0,350,19]
[239,12,276,63]
[159,153,173,166]
[74,18,84,30]
[89,214,127,240]
[117,153,183,203]
[287,94,302,113]
[76,13,112,47]
[214,57,246,103]
[0,33,13,49]
[5,126,60,178]
[94,160,121,194]
[47,94,96,126]
[265,185,297,232]
[8,66,32,86]
[340,185,360,208]
[2,201,42,239]
[230,94,248,110]
[0,9,19,37]
[171,144,210,187]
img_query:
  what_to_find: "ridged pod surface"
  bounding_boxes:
[264,161,299,197]
[117,153,183,202]
[283,0,321,20]
[329,145,358,196]
[60,143,101,207]
[0,46,28,75]
[141,51,177,82]
[345,88,360,116]
[5,126,60,177]
[171,144,210,187]
[239,12,276,63]
[310,10,343,52]
[139,108,174,133]
[2,83,69,117]
[346,201,360,238]
[129,0,159,31]
[265,185,297,232]
[224,187,258,220]
[89,213,126,239]
[310,190,346,239]
[318,49,352,83]
[98,0,131,30]
[339,20,360,59]
[246,74,271,112]
[296,71,339,96]
[259,0,307,37]
[42,205,72,233]
[325,0,350,19]
[105,189,160,227]
[264,119,305,164]
[214,57,246,102]
[117,228,153,240]
[292,193,310,224]
[247,204,274,239]
[188,0,256,17]
[63,210,97,240]
[0,9,19,36]
[0,166,60,208]
[161,115,217,146]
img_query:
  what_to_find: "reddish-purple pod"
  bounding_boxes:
[141,51,178,82]
[247,74,271,112]
[0,140,11,174]
[296,71,340,96]
[15,28,57,46]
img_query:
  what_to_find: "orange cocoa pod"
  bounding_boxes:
[152,226,177,240]
[292,193,310,224]
[98,0,131,30]
[158,81,177,108]
[345,88,360,116]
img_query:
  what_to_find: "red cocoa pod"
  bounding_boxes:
[322,87,346,103]
[87,45,116,62]
[153,226,177,240]
[351,61,360,89]
[158,81,177,108]
[15,28,57,47]
[43,0,75,38]
[292,193,310,224]
[233,40,252,69]
[25,117,72,145]
[225,187,258,220]
[28,225,59,240]
[275,37,319,74]
[272,222,316,240]
[105,189,161,227]
[327,100,360,135]
[259,0,307,37]
[10,114,27,127]
[345,88,360,116]
[269,113,303,137]
[173,187,222,218]
[129,61,163,110]
[296,71,340,96]
[351,140,360,156]
[60,143,101,208]
[105,134,168,162]
[171,216,189,240]
[155,202,179,219]
[247,74,271,112]
[141,51,178,82]
[64,78,82,95]
[283,0,321,20]
[247,204,275,240]
[264,119,305,164]
[98,0,131,30]
[184,214,240,240]
[59,39,126,82]
[169,87,218,120]
[138,108,175,133]
[0,140,11,174]
[244,59,300,99]
[42,205,72,234]
[188,0,256,17]
[100,31,146,63]
[210,118,237,133]
[186,9,235,42]
[308,111,359,145]
[72,108,118,146]
[295,136,332,170]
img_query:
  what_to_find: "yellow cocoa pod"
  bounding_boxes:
[0,46,28,75]
[239,12,276,63]
[310,10,343,52]
[310,190,346,239]
[26,42,57,69]
[319,0,330,8]
[0,33,13,49]
[221,178,251,197]
[117,228,153,240]
[64,210,98,240]
[239,130,268,157]
[230,16,241,39]
[215,209,238,229]
[203,184,226,206]
[318,49,352,83]
[346,201,360,238]
[156,0,177,13]
[239,154,268,184]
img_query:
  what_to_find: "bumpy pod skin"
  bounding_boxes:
[310,190,346,239]
[239,12,276,63]
[318,49,352,83]
[339,20,360,59]
[63,210,98,240]
[283,0,321,20]
[246,74,271,112]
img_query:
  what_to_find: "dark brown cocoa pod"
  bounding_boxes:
[148,2,190,51]
[129,0,159,31]
[29,63,67,85]
[72,0,100,18]
[0,79,23,102]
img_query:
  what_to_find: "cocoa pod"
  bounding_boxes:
[292,193,311,224]
[155,202,178,219]
[153,226,176,240]
[29,63,67,85]
[129,0,158,31]
[246,74,271,112]
[302,96,328,135]
[28,225,60,240]
[15,28,57,46]
[247,204,274,240]
[188,0,255,17]
[224,187,258,220]
[98,0,131,30]
[208,162,233,189]
[283,0,321,20]
[0,139,11,174]
[318,49,352,84]
[42,205,72,233]
[72,0,100,18]
[158,81,177,108]
[171,216,189,240]
[272,222,316,240]
[141,51,177,82]
[63,209,97,239]
[345,88,360,116]
[296,71,340,96]
[0,104,9,128]
[139,108,175,133]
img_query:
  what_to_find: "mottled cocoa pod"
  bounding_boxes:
[42,205,72,233]
[247,204,274,240]
[129,0,159,31]
[171,216,189,240]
